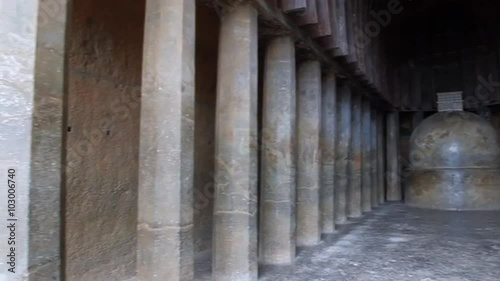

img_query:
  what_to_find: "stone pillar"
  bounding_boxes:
[387,111,402,201]
[213,4,258,281]
[138,0,196,280]
[259,36,296,265]
[361,100,372,212]
[296,60,322,246]
[378,113,386,204]
[335,83,352,224]
[321,72,337,234]
[347,91,362,218]
[0,1,67,280]
[371,107,379,208]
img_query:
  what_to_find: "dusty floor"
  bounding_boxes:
[195,203,500,281]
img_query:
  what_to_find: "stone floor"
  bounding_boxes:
[195,203,500,281]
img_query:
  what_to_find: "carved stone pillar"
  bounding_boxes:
[138,0,196,280]
[371,107,379,208]
[387,111,402,201]
[335,83,352,224]
[259,36,296,265]
[378,113,386,204]
[296,60,322,246]
[361,100,372,212]
[213,3,259,281]
[321,72,337,233]
[347,92,362,218]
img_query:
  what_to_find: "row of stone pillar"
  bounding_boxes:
[0,1,401,280]
[259,44,392,272]
[137,2,401,281]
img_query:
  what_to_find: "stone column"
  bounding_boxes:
[347,91,362,218]
[335,83,352,224]
[387,111,402,201]
[361,100,372,212]
[371,107,379,208]
[321,72,337,234]
[0,1,67,280]
[296,60,322,246]
[259,36,296,265]
[213,4,258,281]
[378,113,386,204]
[138,0,196,280]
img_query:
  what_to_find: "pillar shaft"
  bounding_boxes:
[361,100,372,212]
[347,91,362,218]
[213,4,258,281]
[0,1,67,280]
[321,72,337,234]
[259,36,296,265]
[335,83,352,224]
[378,113,386,204]
[138,0,196,280]
[371,107,379,208]
[296,60,322,246]
[387,112,402,201]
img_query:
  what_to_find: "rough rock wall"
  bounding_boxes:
[65,0,145,280]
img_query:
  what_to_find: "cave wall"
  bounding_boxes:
[65,0,145,279]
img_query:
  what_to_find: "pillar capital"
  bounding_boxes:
[210,0,255,17]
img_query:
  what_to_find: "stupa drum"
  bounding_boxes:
[406,111,500,210]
